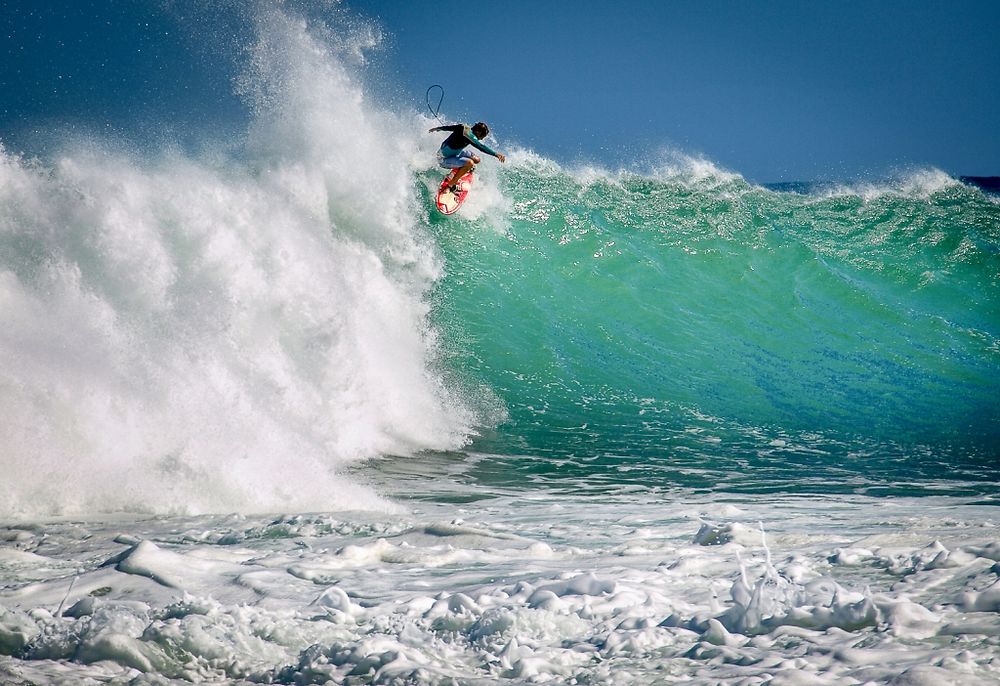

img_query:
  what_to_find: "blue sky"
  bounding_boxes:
[1,0,998,181]
[359,0,1000,181]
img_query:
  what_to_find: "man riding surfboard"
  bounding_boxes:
[430,122,506,193]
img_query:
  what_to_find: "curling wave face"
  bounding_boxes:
[430,159,1000,494]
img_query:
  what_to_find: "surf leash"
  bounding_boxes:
[426,84,444,123]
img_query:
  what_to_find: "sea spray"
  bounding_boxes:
[0,10,484,518]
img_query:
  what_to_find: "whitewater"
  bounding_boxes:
[1,4,998,685]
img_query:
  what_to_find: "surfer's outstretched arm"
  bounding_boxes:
[468,135,505,163]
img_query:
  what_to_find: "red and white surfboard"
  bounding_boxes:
[435,172,474,215]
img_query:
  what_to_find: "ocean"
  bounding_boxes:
[1,4,998,684]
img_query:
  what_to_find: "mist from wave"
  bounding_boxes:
[0,6,490,518]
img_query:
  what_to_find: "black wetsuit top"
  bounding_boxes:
[432,124,499,158]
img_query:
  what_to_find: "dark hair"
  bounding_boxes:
[472,122,489,137]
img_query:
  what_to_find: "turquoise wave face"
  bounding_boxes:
[427,168,1000,495]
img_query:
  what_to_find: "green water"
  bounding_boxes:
[425,168,1000,495]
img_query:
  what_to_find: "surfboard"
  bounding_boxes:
[435,172,474,215]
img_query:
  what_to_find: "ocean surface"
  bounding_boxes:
[1,4,998,685]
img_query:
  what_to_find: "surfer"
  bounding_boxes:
[430,122,505,191]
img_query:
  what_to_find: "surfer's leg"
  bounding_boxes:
[450,153,480,186]
[451,160,475,185]
[440,150,471,184]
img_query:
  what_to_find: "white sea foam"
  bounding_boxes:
[813,167,962,202]
[647,151,744,189]
[504,143,747,195]
[1,493,998,684]
[0,9,481,518]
